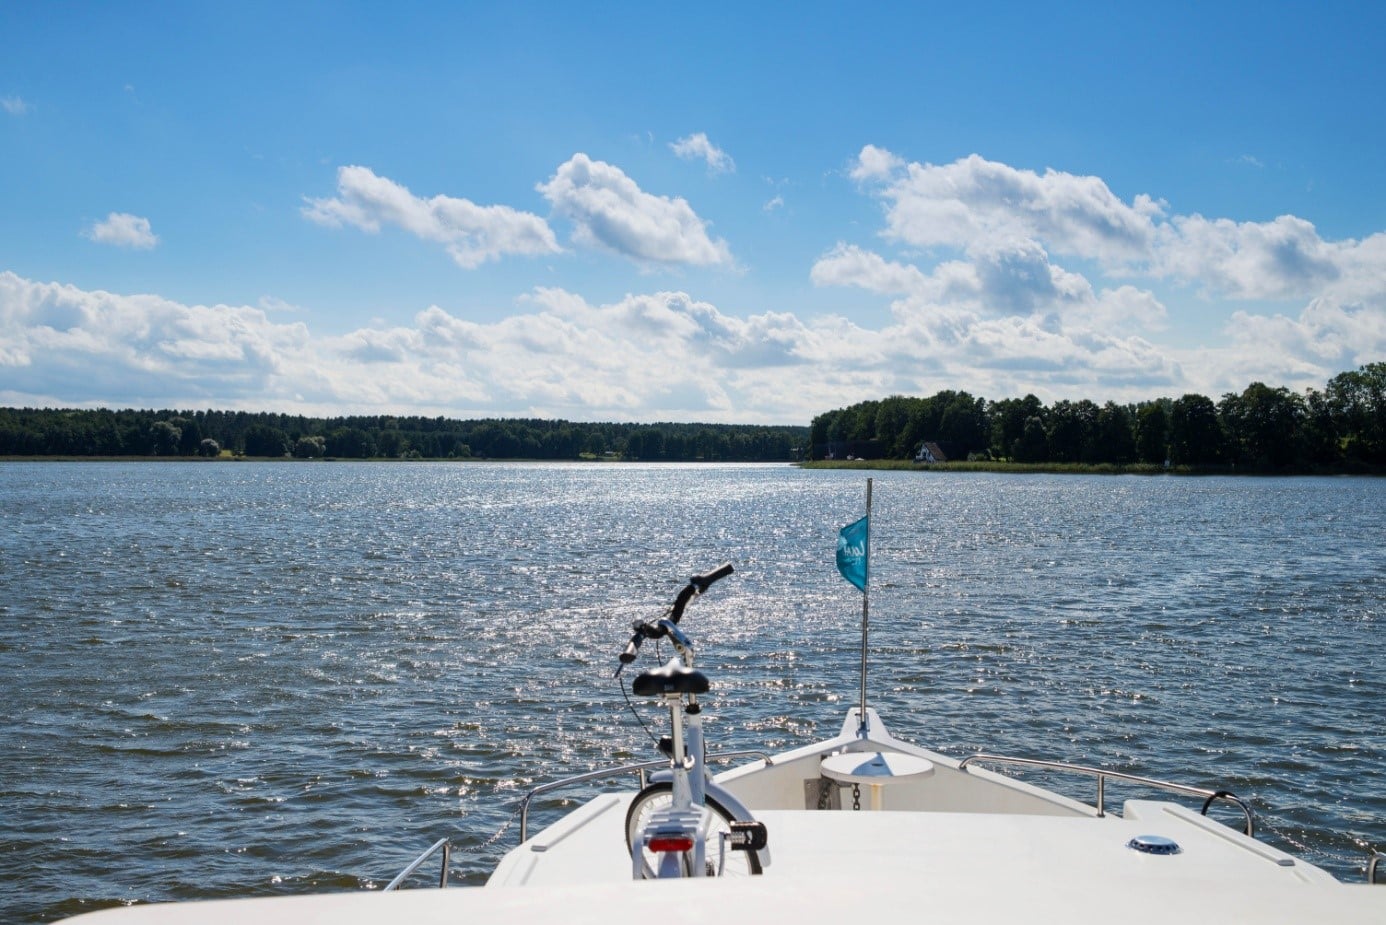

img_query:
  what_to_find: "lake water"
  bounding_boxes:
[1,462,1382,921]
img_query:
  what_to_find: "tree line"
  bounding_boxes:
[0,408,808,463]
[809,363,1386,472]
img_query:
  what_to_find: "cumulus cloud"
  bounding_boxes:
[1153,213,1340,300]
[670,133,736,174]
[537,154,733,267]
[847,147,1386,306]
[2,95,30,116]
[0,272,825,421]
[810,243,931,296]
[850,144,904,182]
[853,149,1157,263]
[84,213,159,249]
[7,253,1377,424]
[7,149,1384,422]
[818,147,1386,402]
[303,166,561,268]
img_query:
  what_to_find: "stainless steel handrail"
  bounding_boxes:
[518,749,774,842]
[1369,851,1383,884]
[384,837,451,891]
[958,753,1255,836]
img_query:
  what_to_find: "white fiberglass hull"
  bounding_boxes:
[62,709,1383,924]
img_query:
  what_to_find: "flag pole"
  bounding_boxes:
[858,477,873,734]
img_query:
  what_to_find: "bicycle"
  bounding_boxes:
[615,563,770,879]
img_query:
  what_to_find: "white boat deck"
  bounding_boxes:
[61,709,1385,924]
[494,791,1336,890]
[64,800,1384,925]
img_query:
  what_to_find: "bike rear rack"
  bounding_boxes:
[958,752,1255,836]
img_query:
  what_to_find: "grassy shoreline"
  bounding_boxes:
[798,459,1384,476]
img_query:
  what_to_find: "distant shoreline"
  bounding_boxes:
[4,455,1380,475]
[0,455,791,464]
[798,459,1385,477]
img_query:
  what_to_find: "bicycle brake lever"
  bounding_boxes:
[615,621,659,676]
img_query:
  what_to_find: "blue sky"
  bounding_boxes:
[3,1,1383,424]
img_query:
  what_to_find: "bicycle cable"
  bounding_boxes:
[620,629,668,754]
[618,675,662,748]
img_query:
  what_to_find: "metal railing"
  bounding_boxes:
[384,837,451,891]
[1369,852,1383,885]
[518,749,774,842]
[958,752,1255,836]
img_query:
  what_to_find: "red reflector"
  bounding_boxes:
[648,836,695,853]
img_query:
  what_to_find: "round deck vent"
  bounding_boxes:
[1127,834,1181,855]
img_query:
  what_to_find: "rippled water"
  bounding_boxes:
[1,462,1382,921]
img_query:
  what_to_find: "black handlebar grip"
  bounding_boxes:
[614,630,644,676]
[690,562,734,592]
[670,563,735,624]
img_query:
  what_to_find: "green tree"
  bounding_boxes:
[1046,400,1097,463]
[294,435,326,459]
[177,418,203,456]
[990,394,1043,459]
[873,396,914,458]
[1134,401,1169,464]
[1169,394,1222,465]
[1014,415,1049,462]
[376,429,406,458]
[1325,363,1386,464]
[327,427,376,458]
[243,424,290,457]
[1219,383,1306,468]
[938,392,989,457]
[149,420,181,456]
[1095,402,1137,464]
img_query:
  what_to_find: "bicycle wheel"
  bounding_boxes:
[624,781,763,878]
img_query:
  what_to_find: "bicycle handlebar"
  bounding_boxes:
[671,563,734,623]
[615,564,734,675]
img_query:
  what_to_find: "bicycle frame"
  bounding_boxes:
[619,565,768,878]
[633,624,712,875]
[638,696,766,874]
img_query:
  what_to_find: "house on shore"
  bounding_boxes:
[914,441,948,464]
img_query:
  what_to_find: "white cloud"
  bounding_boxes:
[820,148,1386,402]
[0,272,810,420]
[810,243,931,296]
[1153,213,1340,300]
[2,262,1380,422]
[848,148,1386,309]
[8,147,1385,423]
[303,165,561,268]
[857,150,1157,263]
[537,154,733,267]
[850,144,904,182]
[670,133,736,174]
[84,213,159,249]
[2,95,30,116]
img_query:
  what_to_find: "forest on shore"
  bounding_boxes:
[4,363,1381,472]
[810,363,1385,473]
[0,409,806,462]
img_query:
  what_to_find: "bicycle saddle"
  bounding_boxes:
[632,659,710,696]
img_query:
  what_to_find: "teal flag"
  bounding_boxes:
[836,516,869,592]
